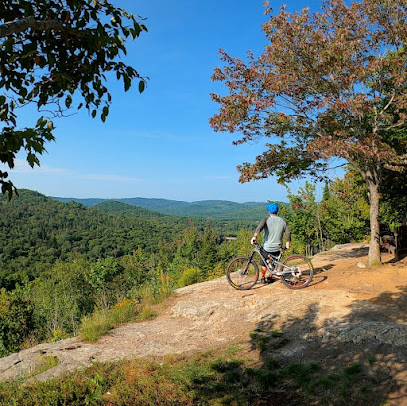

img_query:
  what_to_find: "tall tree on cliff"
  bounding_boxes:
[0,0,147,197]
[210,0,407,266]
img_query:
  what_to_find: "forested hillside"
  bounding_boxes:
[0,190,254,288]
[0,190,178,287]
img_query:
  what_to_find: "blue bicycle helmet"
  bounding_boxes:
[267,203,279,214]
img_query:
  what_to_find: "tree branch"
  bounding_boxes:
[0,16,66,38]
[384,121,406,131]
[379,93,395,116]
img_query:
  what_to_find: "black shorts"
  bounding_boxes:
[259,247,281,266]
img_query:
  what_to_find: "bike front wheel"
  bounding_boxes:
[226,257,259,290]
[280,255,313,289]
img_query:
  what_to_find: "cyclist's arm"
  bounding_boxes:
[252,217,267,243]
[254,217,267,235]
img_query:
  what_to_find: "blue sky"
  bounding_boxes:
[3,0,337,203]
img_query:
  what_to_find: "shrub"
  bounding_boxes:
[178,267,201,287]
[80,298,139,341]
[0,285,34,356]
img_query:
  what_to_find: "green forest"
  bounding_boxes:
[0,167,406,357]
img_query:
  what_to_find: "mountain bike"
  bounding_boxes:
[226,242,313,290]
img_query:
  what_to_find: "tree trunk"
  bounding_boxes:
[367,176,381,266]
[316,210,324,252]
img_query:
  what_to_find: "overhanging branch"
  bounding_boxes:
[0,16,65,38]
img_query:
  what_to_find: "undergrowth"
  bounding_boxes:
[80,278,172,341]
[0,341,378,406]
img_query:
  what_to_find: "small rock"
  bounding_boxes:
[357,262,367,268]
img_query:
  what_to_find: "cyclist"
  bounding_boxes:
[250,203,291,283]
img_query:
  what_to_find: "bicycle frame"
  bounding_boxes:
[249,243,300,278]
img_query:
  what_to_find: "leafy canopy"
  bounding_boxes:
[0,0,147,197]
[210,0,407,184]
[210,0,407,265]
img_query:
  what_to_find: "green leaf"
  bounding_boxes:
[138,81,145,93]
[48,54,55,67]
[65,96,72,108]
[20,88,28,98]
[36,117,45,127]
[124,76,131,91]
[27,154,39,168]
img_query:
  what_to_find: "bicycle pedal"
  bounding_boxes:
[260,276,274,284]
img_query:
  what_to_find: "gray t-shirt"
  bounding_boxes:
[255,215,291,252]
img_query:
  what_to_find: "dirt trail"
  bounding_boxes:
[1,243,407,403]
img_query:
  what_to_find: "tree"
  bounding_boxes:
[321,169,370,244]
[285,183,322,256]
[379,169,407,226]
[85,257,123,309]
[0,0,147,197]
[171,225,201,275]
[210,0,407,266]
[31,259,93,340]
[198,222,220,278]
[0,283,34,356]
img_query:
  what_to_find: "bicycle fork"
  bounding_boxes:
[244,252,256,275]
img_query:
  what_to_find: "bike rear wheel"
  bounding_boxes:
[280,255,313,289]
[226,257,259,290]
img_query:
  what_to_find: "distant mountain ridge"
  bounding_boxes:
[51,196,288,221]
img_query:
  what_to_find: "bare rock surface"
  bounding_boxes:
[1,242,407,403]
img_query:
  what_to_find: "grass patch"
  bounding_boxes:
[250,328,288,352]
[29,355,59,379]
[80,309,115,342]
[136,304,157,321]
[225,343,242,357]
[80,297,146,341]
[80,278,174,341]
[271,329,284,337]
[79,298,156,341]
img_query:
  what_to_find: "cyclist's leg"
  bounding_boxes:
[266,251,281,282]
[259,248,279,283]
[259,247,269,280]
[268,251,281,271]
